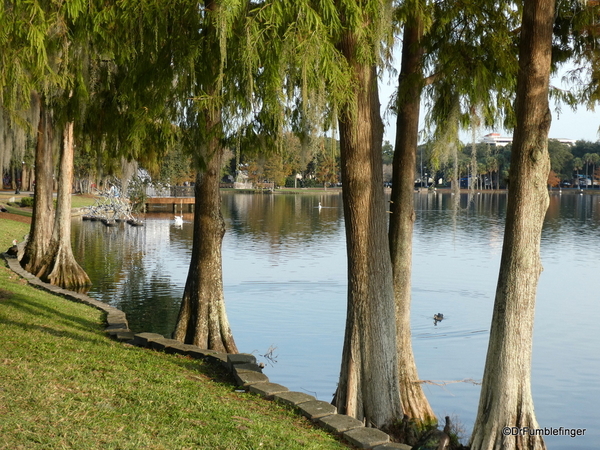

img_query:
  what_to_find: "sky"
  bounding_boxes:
[380,70,600,146]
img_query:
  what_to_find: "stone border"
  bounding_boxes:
[2,252,410,450]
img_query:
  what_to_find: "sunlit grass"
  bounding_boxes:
[0,219,29,249]
[71,194,99,209]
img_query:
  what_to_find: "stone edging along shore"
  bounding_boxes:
[2,252,410,450]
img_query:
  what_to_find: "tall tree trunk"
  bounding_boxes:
[173,126,237,353]
[35,122,91,288]
[22,93,54,273]
[389,17,436,423]
[470,1,554,449]
[333,30,402,429]
[172,0,237,354]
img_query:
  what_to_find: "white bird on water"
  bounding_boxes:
[174,215,183,226]
[318,202,322,211]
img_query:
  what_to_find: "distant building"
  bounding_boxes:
[482,133,513,147]
[481,133,576,147]
[551,138,577,146]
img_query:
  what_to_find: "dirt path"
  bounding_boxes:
[0,212,32,225]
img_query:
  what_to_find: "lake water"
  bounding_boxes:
[72,190,599,449]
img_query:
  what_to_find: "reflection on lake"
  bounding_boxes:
[72,191,599,449]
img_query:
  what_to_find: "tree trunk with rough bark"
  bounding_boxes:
[470,1,554,449]
[172,0,237,354]
[35,122,91,288]
[389,17,436,424]
[22,93,54,274]
[333,30,402,429]
[173,115,237,353]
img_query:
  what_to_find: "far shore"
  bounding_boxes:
[2,185,599,204]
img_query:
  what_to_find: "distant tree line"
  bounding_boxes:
[405,139,600,189]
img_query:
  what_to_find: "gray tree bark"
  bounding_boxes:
[22,93,54,274]
[172,137,238,353]
[334,29,403,429]
[172,0,237,354]
[36,121,91,288]
[389,16,436,424]
[470,1,554,448]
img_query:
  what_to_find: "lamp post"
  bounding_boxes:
[420,147,423,188]
[15,161,24,194]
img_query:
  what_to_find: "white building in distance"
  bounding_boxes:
[481,133,577,147]
[481,133,513,147]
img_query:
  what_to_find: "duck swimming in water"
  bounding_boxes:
[174,215,183,226]
[433,313,444,325]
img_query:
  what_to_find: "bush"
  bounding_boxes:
[19,197,34,207]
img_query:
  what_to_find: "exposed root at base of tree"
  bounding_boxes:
[36,241,92,290]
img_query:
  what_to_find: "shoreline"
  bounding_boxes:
[1,223,412,450]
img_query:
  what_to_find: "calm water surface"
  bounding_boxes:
[72,191,599,449]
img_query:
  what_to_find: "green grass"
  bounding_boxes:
[0,218,29,249]
[71,194,99,209]
[1,204,32,218]
[0,217,350,450]
[0,193,97,212]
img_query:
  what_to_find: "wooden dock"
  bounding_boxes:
[145,197,195,213]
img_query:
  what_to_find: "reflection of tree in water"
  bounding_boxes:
[222,192,344,253]
[72,220,182,334]
[415,192,506,253]
[118,264,181,336]
[72,222,139,301]
[543,193,600,241]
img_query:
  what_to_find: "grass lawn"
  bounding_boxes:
[71,194,99,209]
[0,192,97,210]
[0,217,30,249]
[0,203,32,218]
[0,218,351,450]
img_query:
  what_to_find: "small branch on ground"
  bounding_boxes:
[259,345,278,366]
[419,378,482,386]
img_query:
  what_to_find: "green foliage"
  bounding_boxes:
[423,1,521,145]
[73,140,97,189]
[157,145,194,186]
[263,152,288,187]
[572,139,600,158]
[424,137,600,188]
[238,132,341,188]
[19,196,34,207]
[548,139,574,179]
[386,414,441,447]
[382,140,394,165]
[552,1,600,109]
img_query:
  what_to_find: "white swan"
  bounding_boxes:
[174,215,183,226]
[318,202,322,210]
